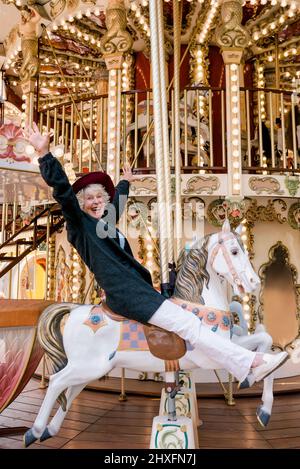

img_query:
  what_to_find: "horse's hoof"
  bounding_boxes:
[256,405,270,427]
[23,429,38,448]
[238,377,250,389]
[40,427,52,442]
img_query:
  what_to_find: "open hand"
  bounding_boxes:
[25,122,51,157]
[121,162,136,183]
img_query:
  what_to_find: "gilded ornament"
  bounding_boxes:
[215,0,250,49]
[288,202,300,230]
[284,175,300,197]
[100,1,133,56]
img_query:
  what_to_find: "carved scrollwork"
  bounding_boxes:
[245,199,287,225]
[288,202,300,230]
[215,0,250,49]
[100,1,133,56]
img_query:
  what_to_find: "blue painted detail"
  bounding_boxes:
[207,311,217,321]
[24,429,38,448]
[192,307,200,315]
[130,340,138,348]
[222,316,230,327]
[181,304,187,309]
[239,377,250,389]
[130,323,138,332]
[256,405,270,427]
[91,315,101,325]
[138,331,145,340]
[40,427,52,442]
[109,350,117,361]
[211,325,218,332]
[123,332,130,340]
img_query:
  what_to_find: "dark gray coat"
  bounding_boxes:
[39,153,165,323]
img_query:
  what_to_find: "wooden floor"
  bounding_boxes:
[1,378,300,449]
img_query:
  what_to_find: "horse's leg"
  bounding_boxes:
[24,364,80,447]
[256,374,274,427]
[39,383,86,442]
[234,331,275,426]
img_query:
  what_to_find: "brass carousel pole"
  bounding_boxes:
[215,0,250,406]
[40,209,51,389]
[173,0,183,259]
[100,0,133,401]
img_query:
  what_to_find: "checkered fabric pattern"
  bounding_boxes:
[117,320,149,351]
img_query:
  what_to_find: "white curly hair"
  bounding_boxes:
[76,183,110,210]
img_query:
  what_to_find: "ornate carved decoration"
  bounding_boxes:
[206,198,245,228]
[130,177,157,195]
[249,176,284,195]
[215,0,250,49]
[19,6,40,83]
[258,242,300,350]
[184,175,220,195]
[284,175,300,197]
[245,198,287,225]
[55,246,71,302]
[100,0,133,57]
[288,202,300,230]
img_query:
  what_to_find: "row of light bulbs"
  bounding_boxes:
[251,3,299,43]
[130,1,151,38]
[230,64,242,195]
[240,219,251,327]
[243,0,297,5]
[197,0,220,45]
[107,69,119,178]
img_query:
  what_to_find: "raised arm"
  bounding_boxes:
[112,163,135,223]
[26,123,82,224]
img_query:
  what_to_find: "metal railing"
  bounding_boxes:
[37,86,300,176]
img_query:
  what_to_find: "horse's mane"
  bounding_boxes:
[174,235,210,304]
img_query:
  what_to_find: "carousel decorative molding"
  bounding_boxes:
[215,0,250,49]
[248,176,284,195]
[183,175,220,195]
[284,174,300,197]
[99,0,133,58]
[288,202,300,230]
[206,198,245,228]
[130,176,157,195]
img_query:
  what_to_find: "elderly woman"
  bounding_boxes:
[27,123,288,387]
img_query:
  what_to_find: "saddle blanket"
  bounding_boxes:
[117,320,149,351]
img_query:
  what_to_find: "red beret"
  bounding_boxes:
[72,172,115,202]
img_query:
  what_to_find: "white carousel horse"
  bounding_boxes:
[24,221,269,447]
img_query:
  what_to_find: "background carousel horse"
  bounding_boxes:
[125,91,209,167]
[24,221,266,447]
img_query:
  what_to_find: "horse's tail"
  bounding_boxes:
[37,303,78,410]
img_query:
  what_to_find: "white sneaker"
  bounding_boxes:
[252,351,289,383]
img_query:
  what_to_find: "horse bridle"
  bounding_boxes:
[209,233,245,288]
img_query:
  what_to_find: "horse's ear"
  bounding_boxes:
[235,224,243,236]
[222,219,231,234]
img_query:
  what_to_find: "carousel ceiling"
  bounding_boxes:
[1,0,300,108]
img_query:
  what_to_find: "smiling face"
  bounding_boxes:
[81,185,109,219]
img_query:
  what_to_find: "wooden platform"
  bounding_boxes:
[86,374,300,398]
[1,378,300,449]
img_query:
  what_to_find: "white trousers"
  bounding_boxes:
[149,299,255,382]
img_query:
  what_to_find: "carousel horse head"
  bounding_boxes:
[208,220,260,296]
[175,220,260,304]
